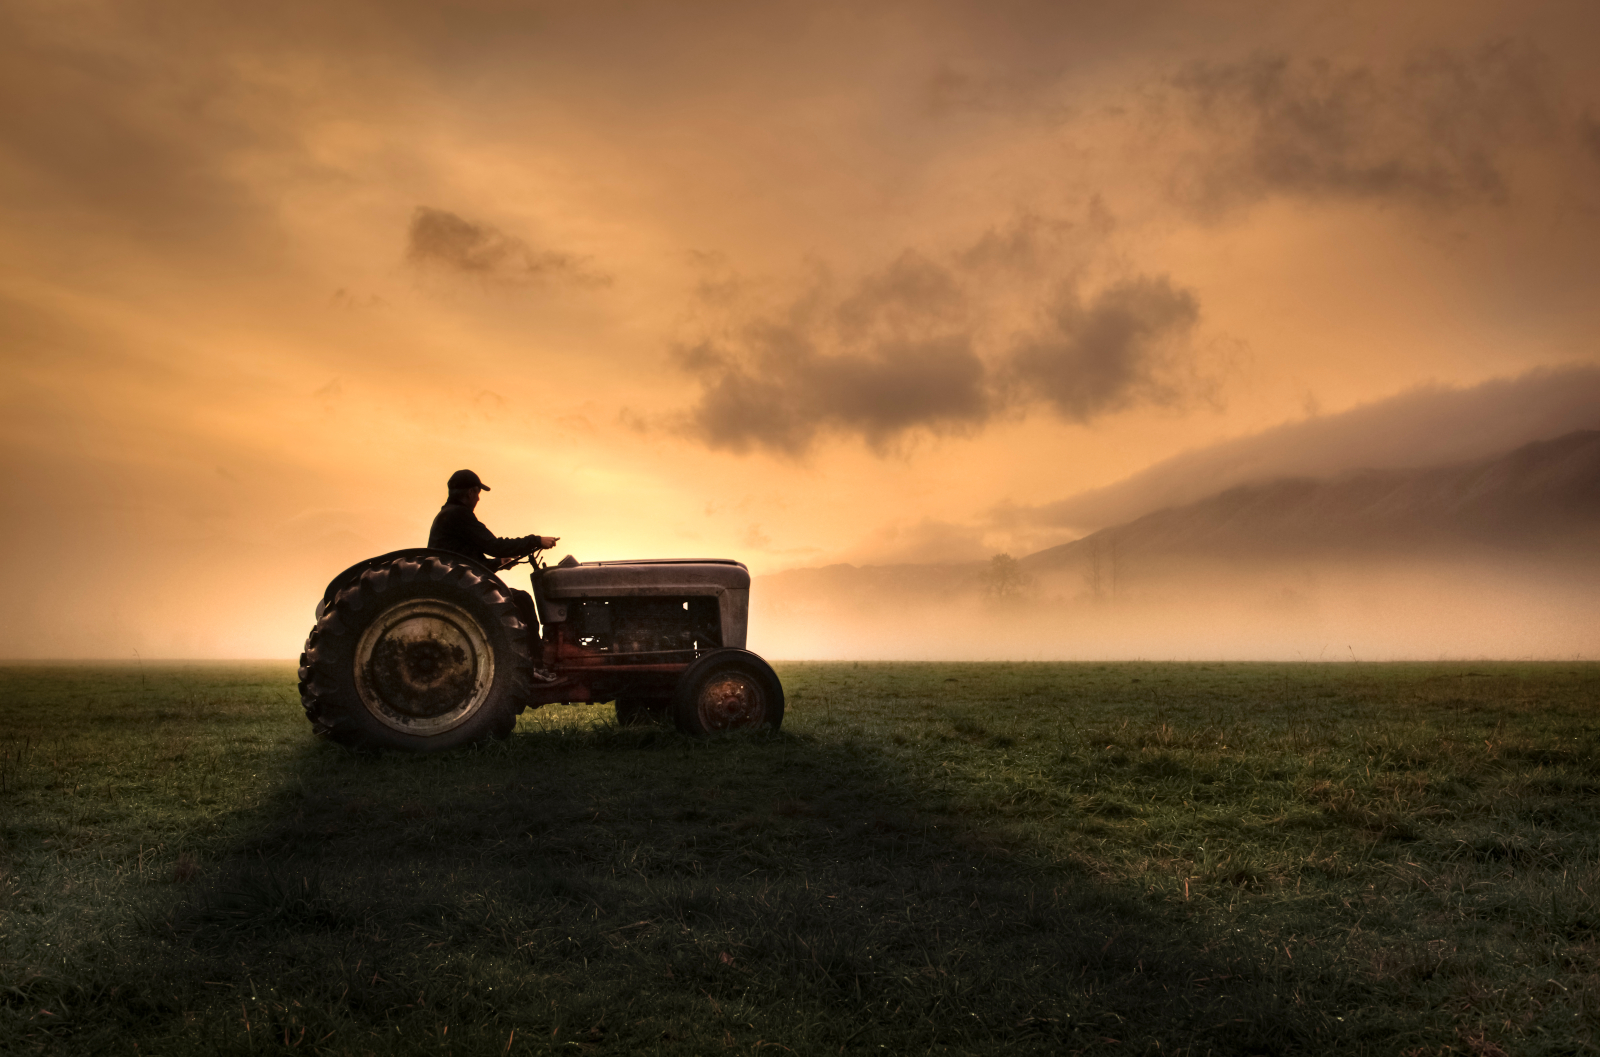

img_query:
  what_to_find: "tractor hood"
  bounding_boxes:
[532,559,750,648]
[540,559,749,597]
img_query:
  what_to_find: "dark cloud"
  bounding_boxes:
[834,251,968,337]
[405,207,607,287]
[679,251,987,455]
[1168,41,1558,213]
[1008,276,1199,420]
[677,235,1204,455]
[681,331,989,456]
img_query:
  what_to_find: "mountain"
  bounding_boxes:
[1008,367,1600,535]
[756,430,1600,607]
[1019,429,1600,573]
[750,430,1600,659]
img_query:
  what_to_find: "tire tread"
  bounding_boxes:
[299,554,534,751]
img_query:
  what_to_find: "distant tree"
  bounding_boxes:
[1084,539,1105,602]
[983,553,1032,604]
[1082,536,1121,603]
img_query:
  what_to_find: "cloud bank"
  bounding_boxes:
[669,38,1599,459]
[1008,276,1200,420]
[676,223,1203,455]
[1166,41,1565,214]
[406,207,607,287]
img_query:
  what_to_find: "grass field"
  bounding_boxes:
[2,662,1599,1055]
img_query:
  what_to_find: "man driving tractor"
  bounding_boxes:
[298,467,779,749]
[428,468,560,683]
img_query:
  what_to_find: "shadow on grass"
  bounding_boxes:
[41,715,1354,1055]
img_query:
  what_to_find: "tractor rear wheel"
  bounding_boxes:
[298,554,533,751]
[671,649,783,735]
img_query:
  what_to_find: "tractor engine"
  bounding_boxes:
[567,597,723,656]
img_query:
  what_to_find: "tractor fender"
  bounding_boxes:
[317,548,501,611]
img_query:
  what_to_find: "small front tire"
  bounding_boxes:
[672,650,783,736]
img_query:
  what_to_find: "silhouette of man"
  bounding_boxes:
[428,469,560,683]
[428,469,556,568]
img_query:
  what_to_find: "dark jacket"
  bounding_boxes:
[428,501,540,566]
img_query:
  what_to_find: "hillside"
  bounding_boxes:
[1020,429,1600,574]
[749,431,1600,659]
[760,430,1600,598]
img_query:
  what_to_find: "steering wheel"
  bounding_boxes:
[499,549,549,572]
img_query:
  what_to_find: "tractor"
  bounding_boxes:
[297,549,782,751]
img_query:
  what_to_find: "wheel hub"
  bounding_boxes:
[354,599,496,734]
[696,672,764,731]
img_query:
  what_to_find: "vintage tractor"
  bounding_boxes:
[297,549,783,751]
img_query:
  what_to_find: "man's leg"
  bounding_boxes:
[509,587,537,633]
[508,588,561,684]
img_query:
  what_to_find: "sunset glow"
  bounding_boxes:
[4,0,1598,658]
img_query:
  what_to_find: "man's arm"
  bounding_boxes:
[467,518,555,559]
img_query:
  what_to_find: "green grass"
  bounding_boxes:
[2,662,1599,1055]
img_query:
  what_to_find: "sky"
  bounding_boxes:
[3,0,1599,658]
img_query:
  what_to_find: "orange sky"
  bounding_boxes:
[3,0,1599,658]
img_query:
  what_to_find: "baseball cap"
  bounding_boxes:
[446,469,490,491]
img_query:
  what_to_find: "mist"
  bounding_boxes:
[750,552,1600,661]
[752,424,1600,661]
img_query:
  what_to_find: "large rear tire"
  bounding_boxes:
[671,649,783,736]
[298,555,533,751]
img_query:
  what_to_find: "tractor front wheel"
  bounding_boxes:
[671,650,783,736]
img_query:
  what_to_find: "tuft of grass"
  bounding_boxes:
[0,661,1598,1054]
